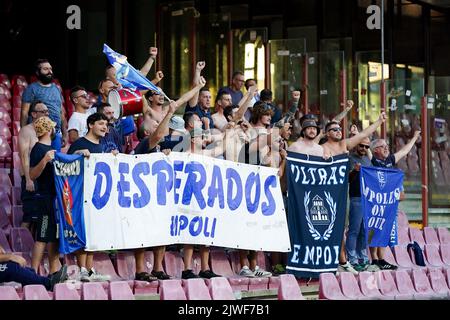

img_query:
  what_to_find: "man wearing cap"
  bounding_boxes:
[29,116,65,276]
[288,118,323,157]
[321,112,386,274]
[159,115,187,151]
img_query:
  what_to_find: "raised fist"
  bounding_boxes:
[155,71,164,81]
[292,91,301,101]
[379,112,387,122]
[149,47,158,58]
[196,61,206,71]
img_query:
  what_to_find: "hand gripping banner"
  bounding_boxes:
[360,166,404,247]
[286,152,349,278]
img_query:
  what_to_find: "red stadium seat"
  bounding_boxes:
[12,121,20,136]
[13,85,26,98]
[0,84,11,100]
[440,244,450,266]
[423,245,444,267]
[278,274,305,300]
[358,271,389,300]
[392,246,417,268]
[54,283,81,300]
[437,227,450,244]
[10,227,34,253]
[210,251,249,291]
[397,227,410,245]
[82,282,108,300]
[11,75,28,89]
[0,286,21,300]
[92,252,122,281]
[0,107,12,125]
[0,120,12,140]
[411,269,443,299]
[207,277,235,300]
[428,268,450,298]
[109,281,135,300]
[182,278,212,300]
[12,96,21,109]
[0,229,12,253]
[394,269,432,299]
[23,285,51,300]
[163,251,184,279]
[12,108,21,122]
[0,74,11,89]
[12,205,23,228]
[159,279,186,300]
[0,97,11,112]
[409,227,426,249]
[318,273,349,300]
[377,270,413,300]
[423,227,440,245]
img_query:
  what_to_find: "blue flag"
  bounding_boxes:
[360,166,404,247]
[103,44,161,93]
[286,152,349,278]
[53,153,86,254]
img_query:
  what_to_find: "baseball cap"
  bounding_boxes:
[168,116,185,133]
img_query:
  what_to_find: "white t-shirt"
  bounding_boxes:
[68,112,89,138]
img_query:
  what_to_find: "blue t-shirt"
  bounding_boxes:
[218,86,243,105]
[68,137,103,154]
[22,82,63,132]
[29,142,56,197]
[371,154,396,168]
[101,125,122,153]
[184,104,214,130]
[159,134,189,152]
[94,95,135,137]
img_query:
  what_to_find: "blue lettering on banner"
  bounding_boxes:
[207,165,225,209]
[245,173,261,214]
[117,162,131,208]
[92,162,112,210]
[132,162,150,208]
[226,168,243,211]
[182,162,206,209]
[261,175,276,216]
[152,159,173,206]
[173,161,184,204]
[170,214,217,238]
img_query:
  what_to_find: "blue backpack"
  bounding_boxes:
[407,241,426,266]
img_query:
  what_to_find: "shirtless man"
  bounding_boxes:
[321,111,387,274]
[288,119,323,156]
[18,101,49,229]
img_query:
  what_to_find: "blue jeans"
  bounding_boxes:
[51,132,62,152]
[346,197,368,265]
[0,261,51,290]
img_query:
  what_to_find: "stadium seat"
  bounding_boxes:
[12,108,21,122]
[428,268,450,299]
[109,281,135,300]
[0,85,11,100]
[12,205,23,228]
[357,272,391,300]
[376,270,413,300]
[0,98,11,112]
[92,252,122,281]
[0,172,12,192]
[439,244,450,267]
[12,96,21,109]
[182,278,212,300]
[23,285,51,300]
[424,227,440,245]
[54,283,81,300]
[10,227,34,253]
[411,269,439,299]
[0,107,11,125]
[437,227,450,244]
[382,246,398,266]
[0,207,12,237]
[409,227,426,248]
[278,274,305,300]
[0,191,11,217]
[228,250,269,290]
[318,273,349,300]
[82,282,108,300]
[424,244,444,267]
[163,251,184,279]
[0,286,21,300]
[394,269,431,300]
[11,75,28,88]
[13,169,21,187]
[0,228,12,252]
[338,272,366,300]
[0,74,11,89]
[12,186,21,205]
[12,122,20,136]
[159,279,187,300]
[207,277,235,300]
[0,138,12,158]
[210,251,249,291]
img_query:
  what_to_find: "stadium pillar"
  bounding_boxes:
[340,69,347,138]
[302,54,309,115]
[421,96,429,227]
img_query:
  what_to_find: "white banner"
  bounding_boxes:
[83,152,291,252]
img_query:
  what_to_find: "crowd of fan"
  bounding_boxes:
[0,47,421,290]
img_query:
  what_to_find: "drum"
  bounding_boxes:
[108,88,143,119]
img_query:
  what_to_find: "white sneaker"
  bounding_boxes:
[79,267,90,282]
[239,266,255,277]
[253,266,272,278]
[337,262,359,275]
[366,264,381,272]
[88,268,111,282]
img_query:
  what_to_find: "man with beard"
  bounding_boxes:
[287,119,323,157]
[21,59,68,151]
[346,137,379,272]
[321,112,386,274]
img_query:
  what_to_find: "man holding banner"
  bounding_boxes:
[321,111,386,274]
[366,130,421,270]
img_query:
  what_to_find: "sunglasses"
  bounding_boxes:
[358,144,370,149]
[328,127,342,132]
